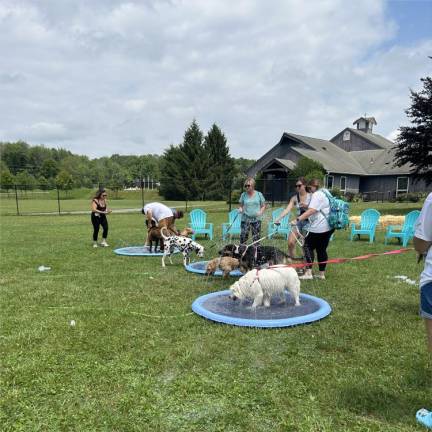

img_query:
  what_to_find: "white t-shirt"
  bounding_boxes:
[415,192,432,288]
[143,202,173,222]
[307,189,331,233]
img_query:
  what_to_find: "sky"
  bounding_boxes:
[1,0,431,159]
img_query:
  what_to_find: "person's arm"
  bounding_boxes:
[275,196,295,224]
[258,193,266,216]
[414,237,432,255]
[414,195,432,256]
[291,207,317,224]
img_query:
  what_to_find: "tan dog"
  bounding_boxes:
[206,257,240,278]
[148,226,194,253]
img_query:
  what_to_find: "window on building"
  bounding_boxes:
[343,131,350,141]
[326,175,334,190]
[396,177,409,196]
[340,176,346,192]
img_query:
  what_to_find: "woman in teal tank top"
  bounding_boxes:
[238,177,266,244]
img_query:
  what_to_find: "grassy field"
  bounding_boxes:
[0,202,430,431]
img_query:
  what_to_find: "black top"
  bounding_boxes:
[92,199,106,215]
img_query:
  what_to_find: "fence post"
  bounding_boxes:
[57,188,61,214]
[141,179,145,208]
[228,181,232,212]
[14,185,20,216]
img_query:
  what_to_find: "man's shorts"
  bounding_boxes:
[420,281,432,319]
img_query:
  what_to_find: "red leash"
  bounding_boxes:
[268,248,414,269]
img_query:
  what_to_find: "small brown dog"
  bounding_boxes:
[206,257,240,278]
[148,226,194,253]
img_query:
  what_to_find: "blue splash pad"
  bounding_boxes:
[192,290,331,328]
[114,246,179,256]
[185,261,243,277]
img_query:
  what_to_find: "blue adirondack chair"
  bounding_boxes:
[188,209,213,240]
[267,207,291,239]
[350,208,380,243]
[222,209,241,241]
[384,210,420,247]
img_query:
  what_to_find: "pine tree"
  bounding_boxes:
[204,124,235,200]
[394,71,432,185]
[160,120,208,200]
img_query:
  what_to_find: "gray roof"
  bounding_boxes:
[348,128,394,149]
[353,116,377,126]
[273,158,296,170]
[247,130,412,177]
[286,132,365,175]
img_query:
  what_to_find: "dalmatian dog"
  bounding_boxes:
[160,227,204,267]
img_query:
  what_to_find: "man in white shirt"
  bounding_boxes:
[142,202,184,245]
[414,192,432,429]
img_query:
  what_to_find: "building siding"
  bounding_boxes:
[331,129,382,152]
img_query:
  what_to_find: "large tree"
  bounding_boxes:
[160,120,208,200]
[203,124,235,200]
[394,70,432,185]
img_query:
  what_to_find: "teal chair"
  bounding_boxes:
[188,209,213,240]
[385,210,420,247]
[222,209,241,241]
[350,209,380,243]
[267,207,291,239]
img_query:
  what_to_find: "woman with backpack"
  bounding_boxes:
[274,177,312,259]
[291,178,335,280]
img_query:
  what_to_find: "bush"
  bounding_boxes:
[396,193,420,203]
[329,187,343,199]
[344,191,356,202]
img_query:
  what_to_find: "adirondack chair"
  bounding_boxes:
[267,207,291,239]
[350,208,380,243]
[188,209,213,240]
[384,210,420,247]
[222,209,241,241]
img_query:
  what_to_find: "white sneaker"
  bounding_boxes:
[101,240,109,247]
[93,243,98,248]
[299,272,313,280]
[314,274,326,280]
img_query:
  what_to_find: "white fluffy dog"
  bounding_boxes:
[229,267,300,308]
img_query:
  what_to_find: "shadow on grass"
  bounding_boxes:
[338,384,425,423]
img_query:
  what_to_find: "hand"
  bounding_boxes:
[238,208,243,213]
[290,219,297,226]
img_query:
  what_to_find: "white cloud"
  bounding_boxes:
[0,0,430,158]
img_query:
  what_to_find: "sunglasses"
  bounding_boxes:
[244,184,252,188]
[295,184,303,188]
[102,194,107,197]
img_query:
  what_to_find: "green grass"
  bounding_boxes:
[0,204,430,431]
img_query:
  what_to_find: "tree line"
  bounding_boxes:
[0,121,255,200]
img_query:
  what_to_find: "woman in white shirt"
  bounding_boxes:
[290,178,334,280]
[274,177,311,259]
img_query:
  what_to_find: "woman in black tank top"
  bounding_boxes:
[91,189,111,248]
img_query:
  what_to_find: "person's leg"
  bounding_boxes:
[159,216,177,235]
[420,281,432,352]
[251,221,261,243]
[301,232,317,279]
[91,214,100,246]
[288,231,297,258]
[100,216,109,246]
[315,229,334,277]
[240,220,250,244]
